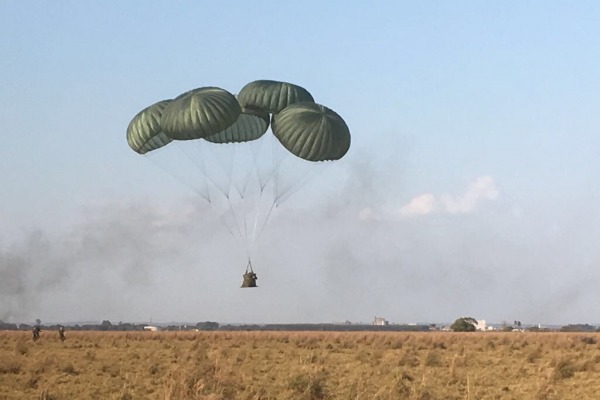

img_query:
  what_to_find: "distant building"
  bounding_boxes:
[372,316,389,326]
[144,325,158,332]
[475,320,495,331]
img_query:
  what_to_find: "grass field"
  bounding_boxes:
[1,330,599,399]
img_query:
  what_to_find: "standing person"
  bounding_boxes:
[32,325,41,341]
[58,325,66,342]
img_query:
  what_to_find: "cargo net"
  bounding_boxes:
[241,259,258,288]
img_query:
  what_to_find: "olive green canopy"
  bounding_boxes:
[161,87,241,140]
[127,81,351,161]
[271,102,351,161]
[126,100,173,154]
[204,106,270,144]
[237,80,314,114]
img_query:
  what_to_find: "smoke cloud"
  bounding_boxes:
[400,175,499,217]
[2,164,599,326]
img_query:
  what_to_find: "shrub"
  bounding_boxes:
[0,358,22,374]
[149,363,160,375]
[39,389,59,400]
[580,336,597,345]
[15,341,29,356]
[424,351,443,367]
[553,359,575,380]
[288,371,328,400]
[450,317,478,332]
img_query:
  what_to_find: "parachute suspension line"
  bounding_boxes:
[219,212,243,247]
[239,139,260,199]
[151,145,239,249]
[194,143,211,204]
[271,139,284,206]
[178,141,244,248]
[248,139,266,252]
[250,186,265,255]
[239,142,255,255]
[256,198,277,242]
[170,142,221,203]
[210,186,242,250]
[245,146,266,260]
[220,143,251,257]
[225,144,236,196]
[244,133,286,245]
[241,194,249,248]
[145,155,212,203]
[251,135,271,192]
[274,164,318,206]
[245,258,254,273]
[227,195,245,245]
[204,143,233,200]
[207,194,245,254]
[195,147,241,248]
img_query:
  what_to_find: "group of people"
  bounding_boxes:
[32,325,65,342]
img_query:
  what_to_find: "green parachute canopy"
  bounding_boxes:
[204,106,270,144]
[161,87,241,140]
[126,99,173,154]
[237,80,314,114]
[271,102,351,162]
[126,81,351,161]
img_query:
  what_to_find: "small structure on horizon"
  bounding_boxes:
[372,316,389,326]
[475,319,496,331]
[144,325,158,332]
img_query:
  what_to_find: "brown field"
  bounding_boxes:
[1,331,600,399]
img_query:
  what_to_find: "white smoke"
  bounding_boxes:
[360,176,499,220]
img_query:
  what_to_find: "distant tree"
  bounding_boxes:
[450,317,478,332]
[560,324,597,332]
[99,320,113,331]
[0,321,18,330]
[196,321,220,331]
[502,323,515,332]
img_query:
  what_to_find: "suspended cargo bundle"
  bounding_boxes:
[240,260,258,288]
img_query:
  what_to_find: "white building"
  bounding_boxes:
[372,316,389,326]
[475,320,495,331]
[144,325,158,332]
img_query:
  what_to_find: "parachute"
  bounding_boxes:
[272,102,350,161]
[204,105,270,144]
[126,100,173,154]
[127,80,351,286]
[237,80,315,114]
[161,87,241,140]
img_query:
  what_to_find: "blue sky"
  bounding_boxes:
[2,1,600,325]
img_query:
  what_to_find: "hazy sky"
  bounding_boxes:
[2,1,600,326]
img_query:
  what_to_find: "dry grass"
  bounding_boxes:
[1,330,600,399]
